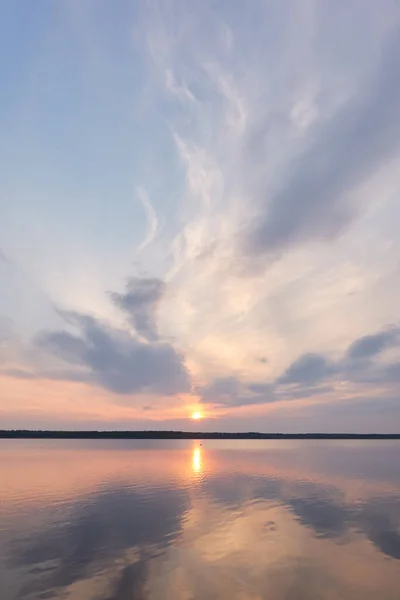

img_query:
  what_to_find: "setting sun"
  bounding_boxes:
[191,411,202,420]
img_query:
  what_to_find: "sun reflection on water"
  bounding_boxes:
[192,446,202,474]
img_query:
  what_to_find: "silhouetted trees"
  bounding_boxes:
[0,430,399,439]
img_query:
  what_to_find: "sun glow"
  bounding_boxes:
[191,411,202,420]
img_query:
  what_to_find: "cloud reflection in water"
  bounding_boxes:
[1,440,400,600]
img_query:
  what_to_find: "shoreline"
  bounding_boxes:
[1,431,399,440]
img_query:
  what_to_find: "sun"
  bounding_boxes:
[191,411,202,420]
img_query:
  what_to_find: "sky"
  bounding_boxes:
[1,0,400,432]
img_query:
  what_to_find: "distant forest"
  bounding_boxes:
[1,430,399,439]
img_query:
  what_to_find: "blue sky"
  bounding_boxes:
[1,0,400,432]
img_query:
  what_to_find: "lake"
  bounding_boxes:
[1,440,400,599]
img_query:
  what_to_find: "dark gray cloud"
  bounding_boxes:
[277,353,335,385]
[36,311,190,396]
[346,326,400,359]
[244,28,400,256]
[110,277,165,341]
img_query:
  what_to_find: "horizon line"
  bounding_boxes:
[1,430,399,439]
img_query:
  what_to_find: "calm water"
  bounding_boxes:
[1,440,400,599]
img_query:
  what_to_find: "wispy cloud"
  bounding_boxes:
[136,187,159,252]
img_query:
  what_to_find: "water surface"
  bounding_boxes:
[1,439,400,599]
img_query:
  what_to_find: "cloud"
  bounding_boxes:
[36,310,190,396]
[244,28,400,257]
[247,382,272,394]
[110,277,165,342]
[277,353,335,386]
[346,326,400,360]
[0,367,91,383]
[1,277,191,398]
[201,324,400,408]
[278,326,400,391]
[136,187,159,252]
[0,248,11,264]
[384,363,400,383]
[278,324,400,390]
[0,316,15,344]
[199,376,275,407]
[0,368,37,380]
[19,318,399,409]
[200,376,241,400]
